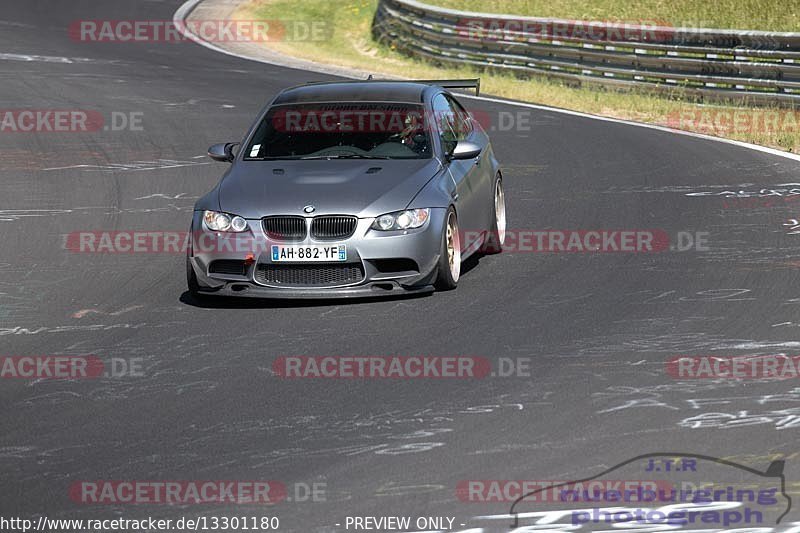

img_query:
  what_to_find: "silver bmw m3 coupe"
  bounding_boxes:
[187,79,506,299]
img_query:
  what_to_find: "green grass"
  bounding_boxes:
[234,0,800,152]
[430,0,800,32]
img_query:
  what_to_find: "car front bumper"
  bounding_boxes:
[188,209,446,299]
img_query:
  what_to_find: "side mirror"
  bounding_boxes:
[208,142,239,163]
[450,141,482,161]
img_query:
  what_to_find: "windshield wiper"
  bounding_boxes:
[335,154,394,159]
[248,156,303,160]
[299,154,393,160]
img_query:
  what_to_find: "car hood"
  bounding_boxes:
[217,158,442,219]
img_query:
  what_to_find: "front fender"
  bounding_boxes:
[406,167,454,210]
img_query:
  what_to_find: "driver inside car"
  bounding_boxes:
[391,112,428,154]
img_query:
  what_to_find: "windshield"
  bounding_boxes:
[245,102,432,160]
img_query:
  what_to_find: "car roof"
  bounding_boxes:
[272,81,435,105]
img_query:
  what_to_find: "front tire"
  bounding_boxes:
[435,208,461,291]
[186,255,202,296]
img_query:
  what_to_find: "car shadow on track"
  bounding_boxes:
[178,290,433,309]
[178,254,483,309]
[460,252,481,276]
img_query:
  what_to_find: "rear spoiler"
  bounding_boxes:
[366,76,481,95]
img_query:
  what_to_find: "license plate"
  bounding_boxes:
[271,244,347,262]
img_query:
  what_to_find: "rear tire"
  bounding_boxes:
[435,208,461,291]
[481,175,506,254]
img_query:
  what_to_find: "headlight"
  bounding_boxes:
[203,210,249,232]
[371,209,430,231]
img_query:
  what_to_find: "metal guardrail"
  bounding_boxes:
[372,0,800,106]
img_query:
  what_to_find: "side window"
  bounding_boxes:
[432,94,457,156]
[445,95,473,140]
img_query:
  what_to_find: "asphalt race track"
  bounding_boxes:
[3,1,800,532]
